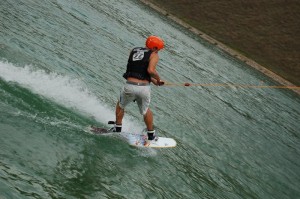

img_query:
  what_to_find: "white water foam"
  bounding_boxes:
[0,61,141,132]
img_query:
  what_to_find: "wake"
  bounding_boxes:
[0,61,141,132]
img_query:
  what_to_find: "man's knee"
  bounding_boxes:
[143,108,152,117]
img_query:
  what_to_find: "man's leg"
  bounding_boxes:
[144,108,156,140]
[115,101,124,132]
[143,108,153,130]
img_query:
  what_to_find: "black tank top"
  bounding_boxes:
[123,47,152,81]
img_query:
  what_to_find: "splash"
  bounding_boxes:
[0,61,141,131]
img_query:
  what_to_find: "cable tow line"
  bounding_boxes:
[164,82,300,89]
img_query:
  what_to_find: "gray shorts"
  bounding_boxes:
[119,82,151,115]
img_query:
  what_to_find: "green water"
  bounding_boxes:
[1,0,300,198]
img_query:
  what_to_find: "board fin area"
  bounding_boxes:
[88,126,109,134]
[86,121,116,134]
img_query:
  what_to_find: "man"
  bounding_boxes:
[114,36,165,141]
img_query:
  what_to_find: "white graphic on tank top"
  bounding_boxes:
[132,51,144,61]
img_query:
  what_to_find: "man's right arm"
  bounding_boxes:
[148,53,160,82]
[148,53,165,86]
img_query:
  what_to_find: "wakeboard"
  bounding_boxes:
[88,122,176,148]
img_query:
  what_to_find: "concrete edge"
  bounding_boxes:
[139,0,300,95]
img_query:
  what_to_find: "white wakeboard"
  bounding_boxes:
[87,126,176,148]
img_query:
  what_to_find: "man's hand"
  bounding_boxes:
[151,78,164,86]
[157,80,165,86]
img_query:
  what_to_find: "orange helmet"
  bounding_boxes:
[146,36,164,50]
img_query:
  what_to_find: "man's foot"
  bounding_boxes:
[144,134,158,146]
[113,124,122,132]
[147,130,156,140]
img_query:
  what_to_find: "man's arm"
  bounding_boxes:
[148,53,164,86]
